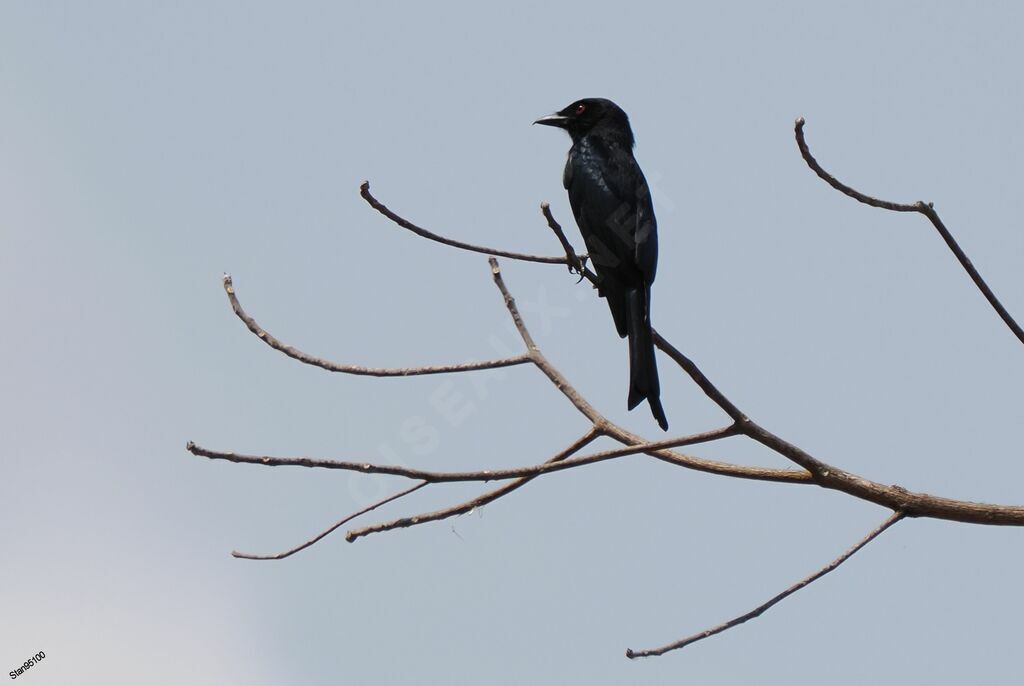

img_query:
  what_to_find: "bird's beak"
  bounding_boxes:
[533,113,569,128]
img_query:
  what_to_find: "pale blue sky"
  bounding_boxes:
[2,2,1023,684]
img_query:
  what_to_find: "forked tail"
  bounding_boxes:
[625,286,668,431]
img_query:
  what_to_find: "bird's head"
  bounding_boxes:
[533,98,634,146]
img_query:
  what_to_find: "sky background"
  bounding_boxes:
[2,2,1023,684]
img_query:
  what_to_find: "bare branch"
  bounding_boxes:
[795,117,1024,346]
[360,181,576,265]
[488,257,617,426]
[655,328,834,479]
[794,118,918,212]
[650,335,831,478]
[222,273,532,376]
[639,442,809,484]
[652,331,748,424]
[232,482,428,560]
[655,327,1024,524]
[346,427,603,542]
[488,257,541,353]
[626,511,905,659]
[188,424,745,483]
[917,203,1024,345]
[539,201,597,282]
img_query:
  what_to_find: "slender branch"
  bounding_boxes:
[919,202,1024,345]
[232,482,428,560]
[794,118,917,212]
[655,329,839,480]
[222,274,532,376]
[540,201,597,282]
[360,181,581,265]
[489,257,542,353]
[652,334,831,478]
[188,424,755,483]
[655,326,1024,525]
[795,117,1024,346]
[626,511,905,659]
[487,257,608,421]
[652,331,748,424]
[346,427,602,542]
[635,442,809,483]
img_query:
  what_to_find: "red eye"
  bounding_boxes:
[575,103,586,114]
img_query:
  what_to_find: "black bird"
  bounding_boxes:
[535,98,668,431]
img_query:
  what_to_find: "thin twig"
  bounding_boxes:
[232,482,428,560]
[488,257,607,422]
[187,424,774,483]
[652,331,747,424]
[652,332,831,477]
[794,118,917,212]
[222,274,532,376]
[540,201,596,281]
[346,427,603,542]
[626,511,905,659]
[795,117,1024,346]
[919,202,1024,346]
[360,181,576,265]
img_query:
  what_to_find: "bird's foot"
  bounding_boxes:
[572,254,590,283]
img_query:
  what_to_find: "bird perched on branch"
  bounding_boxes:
[535,98,668,431]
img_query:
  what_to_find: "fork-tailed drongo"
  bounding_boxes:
[535,98,668,431]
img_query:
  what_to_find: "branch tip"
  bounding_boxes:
[795,118,1024,345]
[232,482,430,559]
[360,182,570,264]
[222,275,530,376]
[626,511,905,658]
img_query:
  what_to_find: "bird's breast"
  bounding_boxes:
[568,143,618,197]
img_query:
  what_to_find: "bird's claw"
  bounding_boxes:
[569,253,589,283]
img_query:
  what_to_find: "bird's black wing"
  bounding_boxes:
[633,166,658,284]
[564,140,631,337]
[564,137,652,284]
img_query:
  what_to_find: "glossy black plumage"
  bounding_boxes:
[535,98,668,430]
